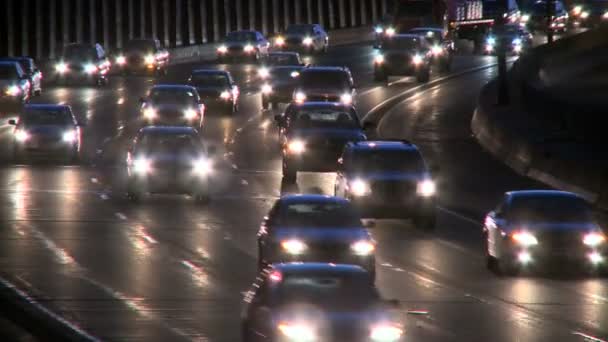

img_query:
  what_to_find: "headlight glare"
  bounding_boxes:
[583,232,606,247]
[278,322,316,341]
[258,67,270,78]
[14,129,30,142]
[521,14,530,22]
[412,54,423,65]
[193,158,213,176]
[340,93,353,104]
[511,231,538,246]
[62,130,77,143]
[244,44,255,52]
[386,27,396,36]
[275,36,285,46]
[374,54,385,64]
[287,139,306,154]
[116,55,126,65]
[294,91,306,103]
[133,158,152,174]
[217,45,228,53]
[351,240,375,256]
[431,45,443,55]
[143,107,157,120]
[416,179,436,197]
[281,239,307,255]
[55,62,68,74]
[350,179,370,197]
[220,90,231,99]
[370,324,403,341]
[261,83,273,94]
[303,37,313,46]
[6,85,20,96]
[487,36,496,46]
[184,108,198,120]
[375,26,384,34]
[84,63,98,74]
[581,11,590,18]
[144,54,155,64]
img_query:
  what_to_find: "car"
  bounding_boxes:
[188,69,239,115]
[483,190,607,276]
[241,263,404,342]
[125,126,214,202]
[139,85,205,128]
[334,140,437,230]
[521,0,569,33]
[484,24,533,55]
[216,30,270,63]
[257,195,376,275]
[275,102,367,183]
[9,104,82,162]
[292,66,356,106]
[54,43,110,86]
[114,38,169,76]
[0,57,42,96]
[260,65,305,110]
[407,27,454,72]
[0,61,31,110]
[273,24,329,53]
[373,34,431,83]
[257,51,304,81]
[569,1,608,28]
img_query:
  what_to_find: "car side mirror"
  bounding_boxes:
[8,119,16,125]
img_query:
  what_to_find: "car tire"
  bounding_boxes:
[416,68,430,83]
[282,162,297,184]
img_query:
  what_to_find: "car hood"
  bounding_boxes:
[24,125,71,136]
[225,41,252,48]
[296,87,349,95]
[288,128,365,141]
[504,221,599,233]
[148,153,203,164]
[347,172,428,182]
[195,86,226,97]
[147,103,190,112]
[273,227,370,243]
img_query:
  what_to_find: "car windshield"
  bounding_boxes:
[149,88,197,105]
[191,73,229,87]
[266,54,301,66]
[0,65,19,79]
[350,149,426,173]
[286,24,314,35]
[409,30,443,44]
[64,46,96,60]
[21,109,72,126]
[383,37,420,50]
[138,134,200,155]
[292,109,359,129]
[226,31,257,42]
[275,201,362,227]
[0,59,32,74]
[271,67,303,81]
[508,196,594,222]
[274,275,378,310]
[125,40,156,53]
[299,71,349,89]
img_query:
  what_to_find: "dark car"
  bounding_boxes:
[521,0,568,32]
[114,38,169,76]
[484,24,533,55]
[257,51,304,80]
[292,66,356,105]
[241,263,404,341]
[54,43,110,86]
[9,104,82,162]
[188,69,239,115]
[483,190,607,275]
[140,85,205,128]
[407,27,454,72]
[126,126,213,202]
[274,24,329,53]
[216,30,270,63]
[0,57,42,96]
[334,140,437,230]
[373,34,431,83]
[257,195,376,275]
[275,102,366,183]
[260,65,305,110]
[0,62,31,110]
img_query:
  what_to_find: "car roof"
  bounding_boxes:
[191,69,229,76]
[348,140,418,152]
[292,102,354,111]
[278,194,350,205]
[268,51,299,57]
[139,126,198,134]
[24,104,70,111]
[0,61,20,68]
[390,33,423,40]
[302,66,348,72]
[506,190,583,200]
[271,262,370,276]
[151,84,196,91]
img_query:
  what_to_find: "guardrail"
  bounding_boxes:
[1,0,389,59]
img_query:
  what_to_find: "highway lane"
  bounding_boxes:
[0,39,604,342]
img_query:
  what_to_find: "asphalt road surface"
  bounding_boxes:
[0,41,606,341]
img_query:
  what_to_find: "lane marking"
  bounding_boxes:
[572,332,607,342]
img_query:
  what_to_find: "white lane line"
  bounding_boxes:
[437,206,481,225]
[115,212,127,220]
[572,331,607,342]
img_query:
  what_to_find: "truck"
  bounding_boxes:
[375,0,520,53]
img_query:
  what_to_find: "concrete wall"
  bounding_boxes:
[0,0,389,59]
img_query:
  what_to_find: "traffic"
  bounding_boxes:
[0,4,606,341]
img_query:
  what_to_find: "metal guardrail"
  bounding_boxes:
[1,0,389,59]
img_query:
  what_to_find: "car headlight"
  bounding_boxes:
[512,38,522,46]
[572,5,582,15]
[143,107,157,120]
[258,67,270,78]
[278,322,316,341]
[412,54,423,65]
[375,26,384,34]
[581,11,590,18]
[281,239,307,255]
[275,36,285,46]
[374,54,385,64]
[84,63,98,74]
[55,62,68,74]
[184,108,198,120]
[5,85,21,96]
[291,71,300,78]
[385,27,396,36]
[370,324,403,341]
[521,14,530,22]
[511,231,538,247]
[486,36,496,46]
[340,93,353,104]
[261,83,273,94]
[583,232,606,247]
[244,44,255,52]
[116,55,126,65]
[350,179,371,197]
[62,130,77,143]
[217,45,228,54]
[294,91,306,103]
[303,37,313,46]
[193,158,213,176]
[351,240,375,256]
[603,11,608,19]
[416,179,436,197]
[132,158,152,174]
[220,90,231,99]
[287,139,306,154]
[144,54,155,65]
[431,45,443,56]
[14,129,30,142]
